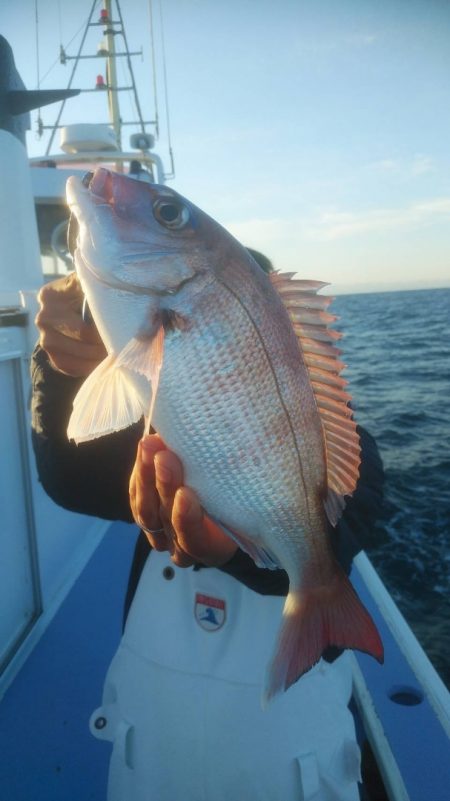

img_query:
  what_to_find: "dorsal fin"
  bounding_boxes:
[270,272,360,526]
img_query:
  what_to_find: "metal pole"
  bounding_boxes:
[105,0,122,149]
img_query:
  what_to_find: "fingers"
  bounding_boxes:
[130,436,238,568]
[35,273,107,376]
[172,488,238,566]
[38,327,107,376]
[154,449,183,510]
[129,435,169,552]
[154,449,195,567]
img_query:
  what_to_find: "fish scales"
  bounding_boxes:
[66,168,384,701]
[153,265,324,570]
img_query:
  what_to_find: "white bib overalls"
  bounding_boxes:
[91,551,361,801]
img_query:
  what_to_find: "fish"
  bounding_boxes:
[66,167,384,701]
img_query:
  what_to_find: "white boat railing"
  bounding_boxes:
[30,149,166,185]
[351,552,450,801]
[354,551,450,734]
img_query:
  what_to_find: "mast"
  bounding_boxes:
[42,0,152,156]
[104,0,122,148]
[34,0,172,182]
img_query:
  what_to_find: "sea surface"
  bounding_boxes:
[332,287,450,688]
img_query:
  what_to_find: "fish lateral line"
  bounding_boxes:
[214,272,313,519]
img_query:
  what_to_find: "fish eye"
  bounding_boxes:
[153,199,190,230]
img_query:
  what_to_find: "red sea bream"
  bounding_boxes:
[66,168,383,701]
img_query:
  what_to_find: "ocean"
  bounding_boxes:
[332,287,450,688]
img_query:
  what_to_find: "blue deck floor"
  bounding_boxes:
[0,521,138,801]
[2,525,450,801]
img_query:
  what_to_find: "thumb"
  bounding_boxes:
[172,487,237,566]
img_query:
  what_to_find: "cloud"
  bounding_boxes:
[368,154,435,177]
[225,217,288,253]
[344,34,377,47]
[225,197,450,247]
[411,154,434,176]
[368,159,400,173]
[299,32,377,56]
[308,197,450,240]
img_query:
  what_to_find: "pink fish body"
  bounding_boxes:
[66,168,383,701]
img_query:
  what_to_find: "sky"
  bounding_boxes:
[2,0,450,293]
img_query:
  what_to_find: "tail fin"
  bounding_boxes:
[264,567,383,704]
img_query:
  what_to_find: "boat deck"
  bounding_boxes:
[1,523,450,801]
[0,521,137,801]
[351,561,450,801]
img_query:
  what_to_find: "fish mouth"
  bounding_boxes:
[89,168,114,202]
[66,169,132,262]
[87,166,149,205]
[67,169,146,256]
[66,169,185,297]
[84,167,180,211]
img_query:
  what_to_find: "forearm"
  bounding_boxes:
[31,345,142,521]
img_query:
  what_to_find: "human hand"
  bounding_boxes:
[35,272,107,376]
[129,434,238,568]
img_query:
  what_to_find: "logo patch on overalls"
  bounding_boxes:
[194,593,226,631]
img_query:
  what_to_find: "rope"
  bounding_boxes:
[39,2,100,87]
[158,0,175,178]
[58,0,63,45]
[34,0,40,89]
[115,0,146,135]
[148,0,160,138]
[34,0,44,138]
[45,0,99,154]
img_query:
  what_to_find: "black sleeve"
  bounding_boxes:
[217,549,289,595]
[31,345,143,521]
[330,424,385,572]
[322,425,385,664]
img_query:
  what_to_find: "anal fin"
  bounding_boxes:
[209,515,281,570]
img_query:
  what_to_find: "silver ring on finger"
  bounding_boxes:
[139,522,165,536]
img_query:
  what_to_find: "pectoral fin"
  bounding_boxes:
[67,326,165,442]
[116,326,164,384]
[67,354,145,443]
[116,326,164,430]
